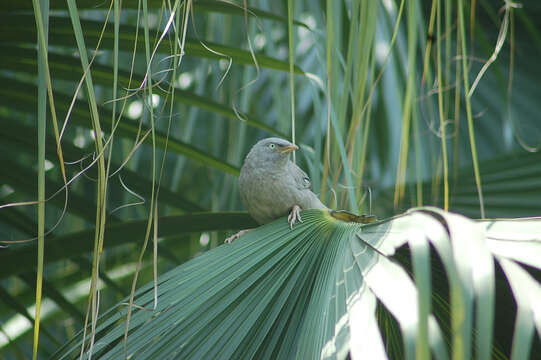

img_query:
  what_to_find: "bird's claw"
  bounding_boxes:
[224,233,240,244]
[224,229,252,244]
[288,205,302,229]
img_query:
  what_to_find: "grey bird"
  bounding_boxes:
[225,137,327,243]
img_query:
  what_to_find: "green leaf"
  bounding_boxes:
[52,208,540,359]
[19,273,85,325]
[0,117,205,212]
[2,0,311,29]
[0,285,61,347]
[0,46,285,138]
[0,156,106,223]
[0,78,241,176]
[389,150,541,219]
[498,258,540,360]
[0,15,305,74]
[0,213,256,280]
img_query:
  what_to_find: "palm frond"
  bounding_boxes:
[52,209,541,359]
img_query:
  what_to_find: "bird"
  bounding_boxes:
[225,137,327,243]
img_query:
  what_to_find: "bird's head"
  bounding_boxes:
[245,137,298,168]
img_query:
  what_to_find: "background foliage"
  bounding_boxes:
[0,0,540,358]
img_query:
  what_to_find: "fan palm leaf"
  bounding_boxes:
[52,208,541,359]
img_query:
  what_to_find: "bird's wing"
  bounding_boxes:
[288,161,312,190]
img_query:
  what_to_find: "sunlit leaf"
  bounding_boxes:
[52,208,541,359]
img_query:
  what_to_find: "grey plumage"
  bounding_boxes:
[239,137,327,225]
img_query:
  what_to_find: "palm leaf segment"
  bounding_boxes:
[54,208,541,359]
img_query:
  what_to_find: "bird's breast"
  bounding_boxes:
[239,167,297,224]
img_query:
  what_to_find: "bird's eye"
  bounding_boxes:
[269,143,276,149]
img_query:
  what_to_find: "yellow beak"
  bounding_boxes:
[279,144,299,153]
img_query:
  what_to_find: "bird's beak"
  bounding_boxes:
[279,144,299,153]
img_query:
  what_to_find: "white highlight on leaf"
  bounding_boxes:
[219,59,230,71]
[177,72,193,89]
[375,41,390,64]
[73,133,87,148]
[348,288,388,360]
[254,34,266,50]
[127,101,143,119]
[88,129,104,141]
[200,232,210,247]
[149,94,160,108]
[297,14,315,39]
[0,263,137,348]
[0,184,14,197]
[382,0,395,15]
[44,159,54,171]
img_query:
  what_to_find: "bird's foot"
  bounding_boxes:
[287,205,303,229]
[224,229,252,244]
